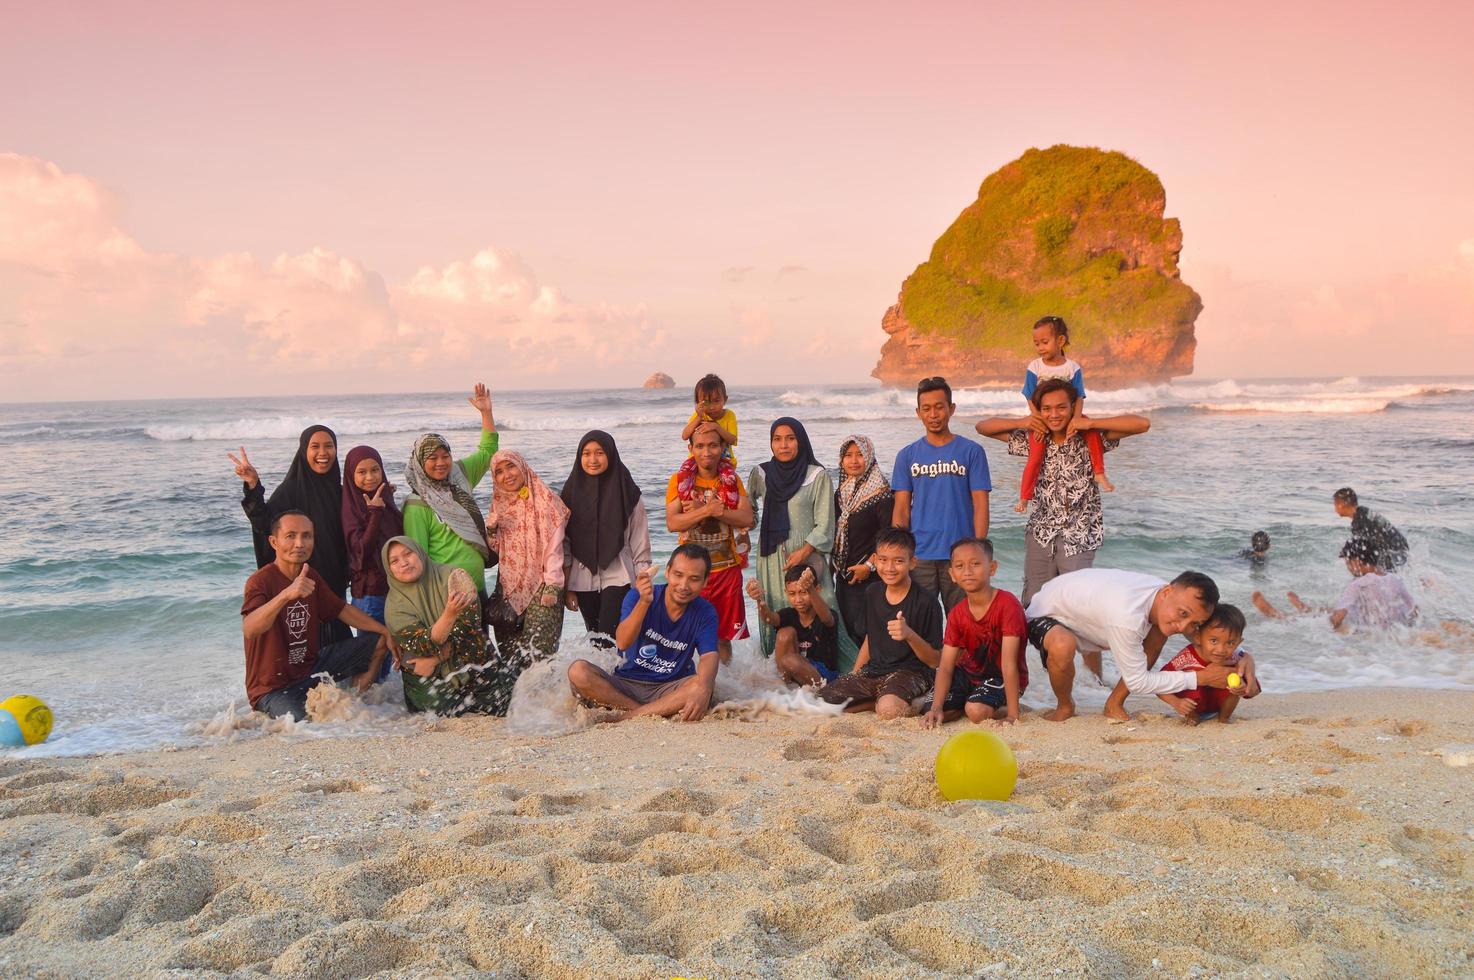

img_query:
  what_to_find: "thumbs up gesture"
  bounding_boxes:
[287,564,315,600]
[886,611,911,642]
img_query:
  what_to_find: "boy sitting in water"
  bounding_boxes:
[817,528,943,719]
[1253,540,1418,630]
[921,537,1028,728]
[747,566,839,687]
[1157,603,1260,725]
[680,373,749,558]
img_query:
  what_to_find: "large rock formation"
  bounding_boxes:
[643,372,675,389]
[873,145,1201,389]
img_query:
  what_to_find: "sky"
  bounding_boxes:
[2,0,1472,401]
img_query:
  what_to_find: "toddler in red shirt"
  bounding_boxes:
[1159,603,1261,724]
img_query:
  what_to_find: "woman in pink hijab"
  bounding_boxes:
[485,449,571,662]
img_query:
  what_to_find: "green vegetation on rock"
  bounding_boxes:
[899,145,1197,357]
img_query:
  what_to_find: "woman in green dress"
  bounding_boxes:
[401,384,500,597]
[382,536,523,715]
[747,417,837,657]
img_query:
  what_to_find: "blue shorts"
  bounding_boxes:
[810,660,838,683]
[352,594,386,623]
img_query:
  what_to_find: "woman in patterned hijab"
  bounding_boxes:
[831,435,893,659]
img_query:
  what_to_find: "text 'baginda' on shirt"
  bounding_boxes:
[891,435,992,561]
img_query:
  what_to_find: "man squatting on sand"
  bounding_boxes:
[1024,568,1234,722]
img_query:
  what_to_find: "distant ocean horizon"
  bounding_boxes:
[5,371,1471,409]
[4,375,1473,758]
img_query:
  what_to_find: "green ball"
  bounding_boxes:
[0,695,53,746]
[934,729,1017,801]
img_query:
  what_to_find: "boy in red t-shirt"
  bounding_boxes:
[1158,603,1261,725]
[921,537,1028,727]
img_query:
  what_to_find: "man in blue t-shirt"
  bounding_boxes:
[892,376,991,612]
[567,544,722,721]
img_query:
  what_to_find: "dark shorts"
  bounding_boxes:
[1027,616,1065,668]
[255,634,381,721]
[818,669,932,706]
[919,674,1010,712]
[573,664,715,710]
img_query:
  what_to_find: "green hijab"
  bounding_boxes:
[382,535,458,634]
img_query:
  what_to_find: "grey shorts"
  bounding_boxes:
[575,666,714,709]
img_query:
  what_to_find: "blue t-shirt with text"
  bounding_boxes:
[892,435,992,560]
[614,585,720,683]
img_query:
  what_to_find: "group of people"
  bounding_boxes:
[231,315,1416,728]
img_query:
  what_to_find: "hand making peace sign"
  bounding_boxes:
[226,447,260,489]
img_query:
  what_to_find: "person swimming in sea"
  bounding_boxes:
[1238,530,1270,566]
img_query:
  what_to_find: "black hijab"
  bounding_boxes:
[561,430,642,573]
[758,417,819,558]
[252,425,350,595]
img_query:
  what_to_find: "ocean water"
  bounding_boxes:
[3,376,1472,757]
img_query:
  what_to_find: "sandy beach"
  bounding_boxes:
[1,689,1471,978]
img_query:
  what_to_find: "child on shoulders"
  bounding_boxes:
[921,537,1028,728]
[1158,603,1260,725]
[1018,315,1110,512]
[748,566,839,687]
[680,373,749,559]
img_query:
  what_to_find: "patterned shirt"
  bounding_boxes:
[1008,430,1119,556]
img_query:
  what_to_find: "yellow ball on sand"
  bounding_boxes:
[934,729,1017,802]
[0,695,53,747]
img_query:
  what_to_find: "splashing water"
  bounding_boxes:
[505,633,844,735]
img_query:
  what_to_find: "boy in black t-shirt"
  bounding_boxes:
[748,566,839,687]
[817,527,943,719]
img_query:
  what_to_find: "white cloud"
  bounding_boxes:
[0,153,654,399]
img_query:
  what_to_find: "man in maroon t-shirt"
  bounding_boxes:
[243,511,398,719]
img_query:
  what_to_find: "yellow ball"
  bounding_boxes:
[1227,672,1242,689]
[934,729,1017,802]
[0,695,53,746]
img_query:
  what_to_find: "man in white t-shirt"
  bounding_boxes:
[1025,568,1231,721]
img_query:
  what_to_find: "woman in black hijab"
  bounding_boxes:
[560,431,651,647]
[230,426,352,642]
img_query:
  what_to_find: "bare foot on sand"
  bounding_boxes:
[1103,702,1130,722]
[1044,701,1076,722]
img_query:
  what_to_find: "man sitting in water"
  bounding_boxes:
[242,511,399,720]
[567,545,721,722]
[1334,487,1408,569]
[1253,539,1418,630]
[1024,568,1233,722]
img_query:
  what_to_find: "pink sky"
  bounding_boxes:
[2,0,1472,401]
